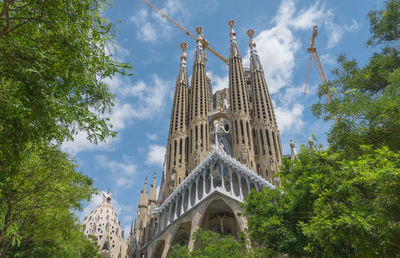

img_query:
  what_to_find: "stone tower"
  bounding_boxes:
[227,20,256,171]
[165,43,189,198]
[134,178,148,246]
[247,29,282,179]
[131,20,284,258]
[81,192,127,258]
[188,26,210,172]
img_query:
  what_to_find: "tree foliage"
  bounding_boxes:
[312,0,400,157]
[0,144,99,256]
[168,229,258,258]
[245,145,400,257]
[0,0,131,256]
[244,1,400,257]
[0,0,132,162]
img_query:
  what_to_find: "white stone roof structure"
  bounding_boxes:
[82,192,127,258]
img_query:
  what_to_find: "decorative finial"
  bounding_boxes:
[107,187,110,194]
[228,19,236,39]
[180,42,187,52]
[308,137,314,148]
[179,42,187,66]
[247,29,256,49]
[196,26,203,35]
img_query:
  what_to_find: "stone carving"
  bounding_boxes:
[155,149,274,215]
[218,142,225,152]
[192,150,199,168]
[239,144,248,164]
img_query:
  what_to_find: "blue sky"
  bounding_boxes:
[66,0,385,236]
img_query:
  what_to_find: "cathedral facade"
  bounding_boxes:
[131,20,283,257]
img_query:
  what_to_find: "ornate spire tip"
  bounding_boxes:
[180,42,187,51]
[246,29,255,38]
[195,26,203,35]
[228,19,236,28]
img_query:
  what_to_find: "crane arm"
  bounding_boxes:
[140,0,197,40]
[140,0,229,64]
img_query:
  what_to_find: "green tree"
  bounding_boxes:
[0,0,131,256]
[0,144,99,256]
[168,229,256,258]
[0,0,132,163]
[312,0,400,157]
[245,145,400,257]
[244,1,400,257]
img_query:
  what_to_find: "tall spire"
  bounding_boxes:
[187,25,210,172]
[227,19,256,171]
[247,29,282,180]
[148,170,157,204]
[177,42,188,83]
[164,43,190,201]
[138,177,148,207]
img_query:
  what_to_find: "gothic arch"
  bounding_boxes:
[166,221,192,256]
[152,240,165,258]
[198,199,241,238]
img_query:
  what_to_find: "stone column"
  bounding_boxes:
[229,167,233,196]
[181,190,186,213]
[238,174,243,200]
[195,177,199,203]
[202,169,206,196]
[168,204,173,226]
[246,177,250,195]
[174,198,178,220]
[161,210,166,230]
[221,163,225,191]
[188,182,192,210]
[210,165,214,192]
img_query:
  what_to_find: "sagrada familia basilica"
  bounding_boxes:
[82,19,296,258]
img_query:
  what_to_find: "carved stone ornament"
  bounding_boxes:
[239,144,248,164]
[192,150,199,168]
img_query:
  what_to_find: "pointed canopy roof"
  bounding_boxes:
[138,177,148,208]
[148,170,157,203]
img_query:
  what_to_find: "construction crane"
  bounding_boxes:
[140,0,229,65]
[304,25,331,102]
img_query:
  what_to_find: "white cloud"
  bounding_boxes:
[243,0,328,94]
[112,75,170,120]
[146,133,158,141]
[241,0,357,94]
[145,144,166,167]
[61,103,136,155]
[80,192,103,222]
[96,155,138,189]
[325,19,359,49]
[320,53,336,65]
[130,0,188,42]
[207,71,228,92]
[275,104,305,133]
